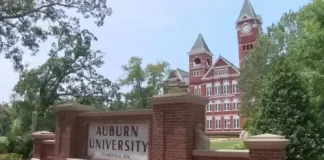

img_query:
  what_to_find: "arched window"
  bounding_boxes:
[193,58,201,66]
[206,58,211,66]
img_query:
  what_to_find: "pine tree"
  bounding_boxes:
[250,57,324,160]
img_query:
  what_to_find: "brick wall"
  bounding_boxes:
[31,92,289,160]
[41,140,55,160]
[192,133,289,160]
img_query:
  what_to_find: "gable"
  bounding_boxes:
[177,68,189,78]
[228,67,239,75]
[202,56,240,80]
[214,59,228,68]
[168,71,178,79]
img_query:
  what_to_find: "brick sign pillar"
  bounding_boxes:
[150,92,209,160]
[54,103,94,160]
[244,134,290,160]
[31,131,55,159]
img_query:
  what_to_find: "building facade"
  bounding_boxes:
[163,68,189,94]
[164,0,262,136]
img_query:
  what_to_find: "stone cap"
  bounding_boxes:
[53,103,95,112]
[42,140,55,144]
[32,131,55,139]
[244,133,289,149]
[79,109,153,117]
[150,92,209,106]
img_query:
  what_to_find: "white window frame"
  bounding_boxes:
[214,70,218,76]
[194,85,201,96]
[223,100,230,111]
[215,101,221,112]
[223,85,228,95]
[224,116,230,129]
[194,86,198,95]
[232,80,239,94]
[206,102,213,112]
[214,83,221,95]
[214,68,229,77]
[233,116,240,129]
[215,116,221,129]
[206,83,212,96]
[233,99,239,111]
[193,70,202,77]
[223,81,229,95]
[198,85,201,96]
[206,117,213,129]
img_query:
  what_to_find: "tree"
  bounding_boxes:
[5,100,34,158]
[249,57,324,160]
[146,61,170,93]
[0,103,10,136]
[289,0,324,106]
[119,57,170,109]
[0,0,112,71]
[14,29,120,131]
[109,93,129,111]
[239,36,272,116]
[119,57,147,108]
[240,11,300,117]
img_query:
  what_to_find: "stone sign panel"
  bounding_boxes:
[88,124,149,160]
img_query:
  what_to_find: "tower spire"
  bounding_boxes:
[188,34,213,56]
[237,0,260,23]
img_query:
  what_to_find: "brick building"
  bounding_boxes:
[164,0,262,136]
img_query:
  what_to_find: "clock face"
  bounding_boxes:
[241,24,252,34]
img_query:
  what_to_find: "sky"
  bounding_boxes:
[0,0,310,102]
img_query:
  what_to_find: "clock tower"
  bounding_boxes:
[236,0,262,68]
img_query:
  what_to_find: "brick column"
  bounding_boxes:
[150,92,209,160]
[31,131,55,159]
[244,134,289,160]
[53,103,93,160]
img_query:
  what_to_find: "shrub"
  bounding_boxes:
[0,138,8,153]
[249,57,324,160]
[7,133,32,158]
[5,117,33,158]
[0,153,22,160]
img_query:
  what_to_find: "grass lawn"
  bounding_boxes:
[210,140,242,150]
[0,137,7,142]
